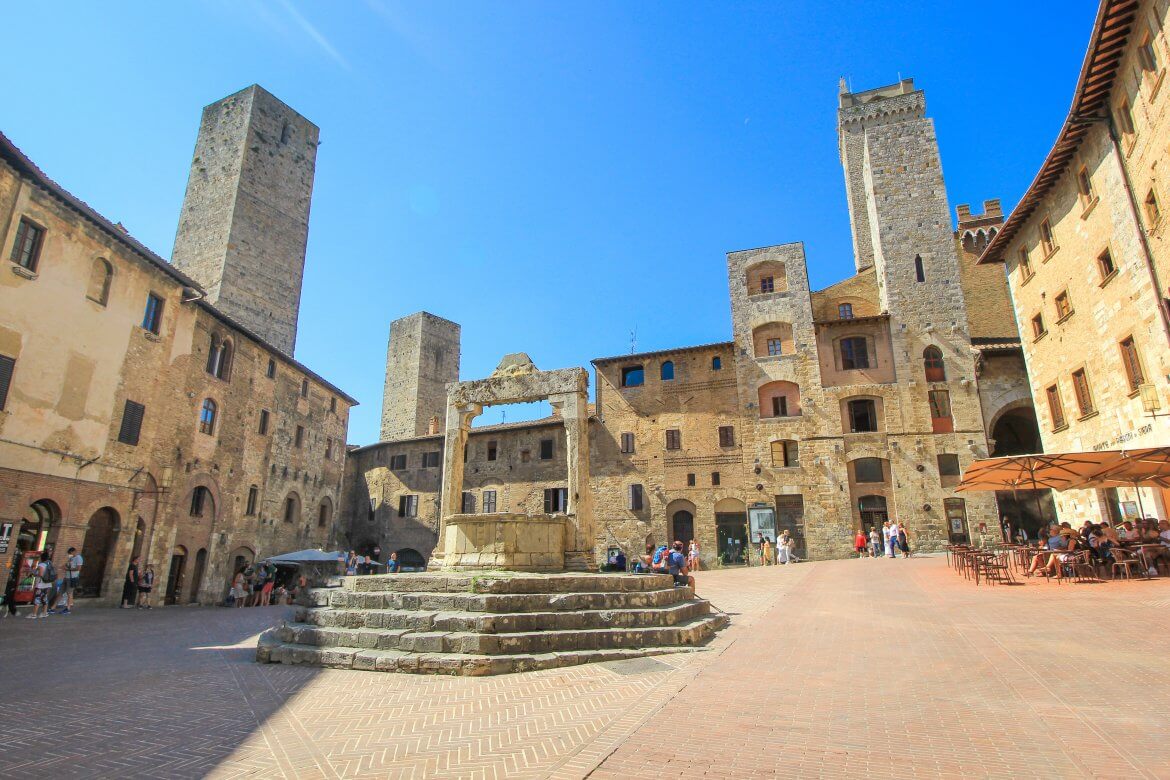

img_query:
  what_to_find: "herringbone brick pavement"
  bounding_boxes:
[3,558,1165,779]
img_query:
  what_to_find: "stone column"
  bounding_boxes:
[551,387,596,571]
[429,401,480,570]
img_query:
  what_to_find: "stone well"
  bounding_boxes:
[441,513,565,571]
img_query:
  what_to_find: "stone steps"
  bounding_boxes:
[276,612,724,655]
[257,571,729,675]
[319,586,694,615]
[256,641,697,676]
[297,599,710,633]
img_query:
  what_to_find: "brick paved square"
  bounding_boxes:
[1,557,1167,779]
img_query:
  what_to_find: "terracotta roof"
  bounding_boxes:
[591,341,734,365]
[979,0,1141,264]
[0,130,357,405]
[970,337,1024,352]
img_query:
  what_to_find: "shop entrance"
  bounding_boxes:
[165,546,187,605]
[715,515,747,564]
[775,495,806,558]
[858,495,888,535]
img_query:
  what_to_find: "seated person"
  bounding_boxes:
[1087,525,1112,564]
[651,545,669,574]
[1027,526,1076,576]
[611,550,627,571]
[633,544,654,573]
[1100,520,1121,546]
[666,541,695,591]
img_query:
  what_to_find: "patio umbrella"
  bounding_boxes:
[1075,447,1170,518]
[956,451,1125,530]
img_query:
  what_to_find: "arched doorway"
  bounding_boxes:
[858,495,888,534]
[395,548,426,571]
[188,548,208,604]
[714,498,747,565]
[990,407,1042,456]
[165,545,187,605]
[20,499,60,553]
[665,499,697,549]
[80,507,120,597]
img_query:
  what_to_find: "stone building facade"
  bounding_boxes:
[981,0,1170,522]
[0,86,355,604]
[341,78,1036,566]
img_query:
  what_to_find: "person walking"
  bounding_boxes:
[136,564,155,609]
[761,537,772,566]
[854,529,869,558]
[688,539,700,571]
[28,551,55,619]
[887,520,901,558]
[120,556,140,608]
[869,527,882,558]
[230,567,247,607]
[898,525,911,558]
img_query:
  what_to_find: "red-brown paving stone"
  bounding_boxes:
[0,557,1167,778]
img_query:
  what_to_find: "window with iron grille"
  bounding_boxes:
[118,399,145,445]
[10,218,45,271]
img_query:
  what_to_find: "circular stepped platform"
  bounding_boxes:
[256,572,729,676]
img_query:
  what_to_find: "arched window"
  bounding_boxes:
[914,254,926,283]
[86,258,113,305]
[198,398,217,435]
[745,260,788,295]
[189,486,210,517]
[853,457,885,483]
[923,346,945,381]
[206,336,232,380]
[283,492,301,524]
[839,337,870,370]
[660,360,675,381]
[752,322,794,358]
[758,381,801,418]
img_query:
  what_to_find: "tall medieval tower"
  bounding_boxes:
[380,312,461,441]
[171,85,318,355]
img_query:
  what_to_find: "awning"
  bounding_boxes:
[263,549,345,564]
[955,452,1117,493]
[957,447,1170,493]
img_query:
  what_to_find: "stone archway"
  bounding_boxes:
[665,499,697,548]
[989,404,1042,456]
[20,499,60,553]
[80,507,120,597]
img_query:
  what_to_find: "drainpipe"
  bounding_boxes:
[1074,112,1170,348]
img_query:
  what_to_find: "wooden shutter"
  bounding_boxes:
[118,400,145,445]
[0,355,14,411]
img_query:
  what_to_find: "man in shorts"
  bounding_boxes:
[52,547,82,614]
[667,541,695,591]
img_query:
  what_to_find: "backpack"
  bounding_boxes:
[40,560,56,584]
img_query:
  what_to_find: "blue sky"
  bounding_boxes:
[3,1,1095,444]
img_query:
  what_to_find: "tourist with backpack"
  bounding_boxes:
[28,551,55,619]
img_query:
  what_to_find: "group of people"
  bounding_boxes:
[855,521,911,559]
[228,560,302,607]
[14,546,85,618]
[1025,518,1170,577]
[119,555,156,609]
[758,531,801,565]
[633,540,696,589]
[343,548,399,576]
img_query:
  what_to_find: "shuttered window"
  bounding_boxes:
[11,218,45,271]
[118,400,145,445]
[0,355,14,411]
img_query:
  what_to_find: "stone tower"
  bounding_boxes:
[380,312,461,441]
[171,85,318,355]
